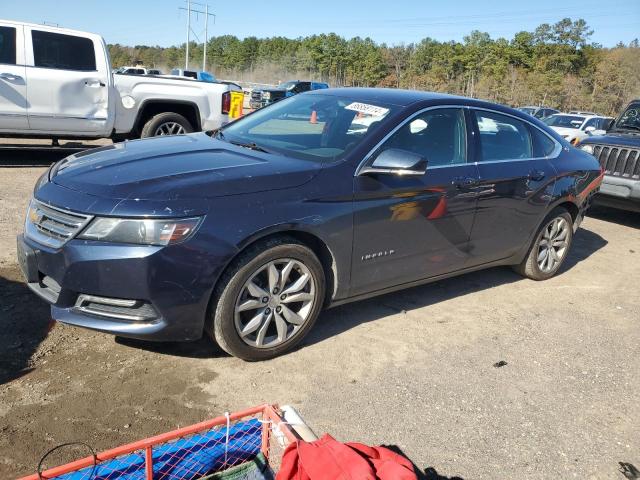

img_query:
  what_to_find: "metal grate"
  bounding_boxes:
[592,145,640,179]
[25,199,93,249]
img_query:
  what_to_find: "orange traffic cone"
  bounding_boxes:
[310,110,318,124]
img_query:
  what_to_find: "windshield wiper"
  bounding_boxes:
[230,140,272,154]
[617,125,640,132]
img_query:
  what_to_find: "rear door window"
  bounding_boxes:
[32,30,96,71]
[474,111,533,161]
[0,26,16,65]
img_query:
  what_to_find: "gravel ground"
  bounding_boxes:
[0,146,638,479]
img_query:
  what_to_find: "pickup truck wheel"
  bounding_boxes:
[140,112,193,138]
[513,208,574,281]
[209,238,325,361]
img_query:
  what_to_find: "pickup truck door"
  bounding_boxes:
[0,23,28,131]
[23,26,113,135]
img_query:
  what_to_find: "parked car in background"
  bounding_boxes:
[114,66,162,75]
[18,88,602,360]
[249,80,329,109]
[579,100,640,212]
[568,110,597,115]
[543,113,613,144]
[517,106,559,119]
[170,69,217,83]
[0,19,241,140]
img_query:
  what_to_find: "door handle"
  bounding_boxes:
[84,80,106,88]
[0,72,23,81]
[452,176,479,189]
[528,169,546,181]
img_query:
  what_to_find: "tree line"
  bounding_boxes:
[108,18,640,116]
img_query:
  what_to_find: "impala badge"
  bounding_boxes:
[361,249,396,262]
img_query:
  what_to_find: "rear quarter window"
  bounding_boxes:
[32,30,96,71]
[530,126,558,157]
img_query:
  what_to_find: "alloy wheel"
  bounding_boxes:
[234,259,316,349]
[537,217,570,273]
[154,122,186,136]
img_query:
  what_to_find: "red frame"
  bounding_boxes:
[19,404,297,480]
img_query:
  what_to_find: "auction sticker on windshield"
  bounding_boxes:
[345,102,389,117]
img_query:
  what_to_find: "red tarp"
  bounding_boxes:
[276,434,417,480]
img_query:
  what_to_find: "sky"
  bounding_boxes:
[1,0,639,47]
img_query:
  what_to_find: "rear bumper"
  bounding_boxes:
[17,231,231,342]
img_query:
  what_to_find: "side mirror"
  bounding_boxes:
[360,148,427,176]
[584,126,596,133]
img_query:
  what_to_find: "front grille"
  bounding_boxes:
[25,199,93,248]
[592,144,640,179]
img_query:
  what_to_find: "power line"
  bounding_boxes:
[179,1,216,70]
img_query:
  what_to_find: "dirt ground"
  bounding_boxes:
[0,145,638,480]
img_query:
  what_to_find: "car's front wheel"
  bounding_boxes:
[514,207,574,280]
[210,238,325,361]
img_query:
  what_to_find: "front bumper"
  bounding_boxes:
[17,231,229,342]
[595,175,640,212]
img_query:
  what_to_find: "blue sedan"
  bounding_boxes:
[18,89,603,360]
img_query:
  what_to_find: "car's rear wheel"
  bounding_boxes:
[210,238,325,361]
[140,112,194,138]
[514,208,574,280]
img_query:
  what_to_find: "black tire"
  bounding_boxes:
[513,207,574,280]
[140,112,193,138]
[209,237,325,361]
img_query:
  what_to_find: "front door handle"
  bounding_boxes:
[0,72,23,81]
[84,80,106,88]
[528,169,546,181]
[452,176,479,189]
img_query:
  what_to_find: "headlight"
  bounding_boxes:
[78,217,202,245]
[580,144,594,154]
[262,92,271,99]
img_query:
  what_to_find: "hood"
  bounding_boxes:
[550,126,580,137]
[580,130,640,148]
[50,133,321,201]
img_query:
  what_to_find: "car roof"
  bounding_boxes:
[308,87,468,107]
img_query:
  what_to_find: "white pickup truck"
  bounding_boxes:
[0,19,240,140]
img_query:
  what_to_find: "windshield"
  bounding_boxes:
[613,104,640,131]
[218,93,396,162]
[543,115,585,129]
[277,81,297,90]
[518,107,535,114]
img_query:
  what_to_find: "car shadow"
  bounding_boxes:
[588,205,640,229]
[382,445,465,479]
[115,336,224,359]
[122,225,607,360]
[0,267,53,385]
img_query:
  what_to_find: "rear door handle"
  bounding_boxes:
[452,176,479,189]
[0,72,23,81]
[528,169,546,181]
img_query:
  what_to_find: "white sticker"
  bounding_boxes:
[345,102,389,117]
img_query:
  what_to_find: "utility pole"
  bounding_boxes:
[179,1,215,72]
[185,0,191,69]
[203,4,208,71]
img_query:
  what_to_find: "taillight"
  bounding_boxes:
[221,92,231,114]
